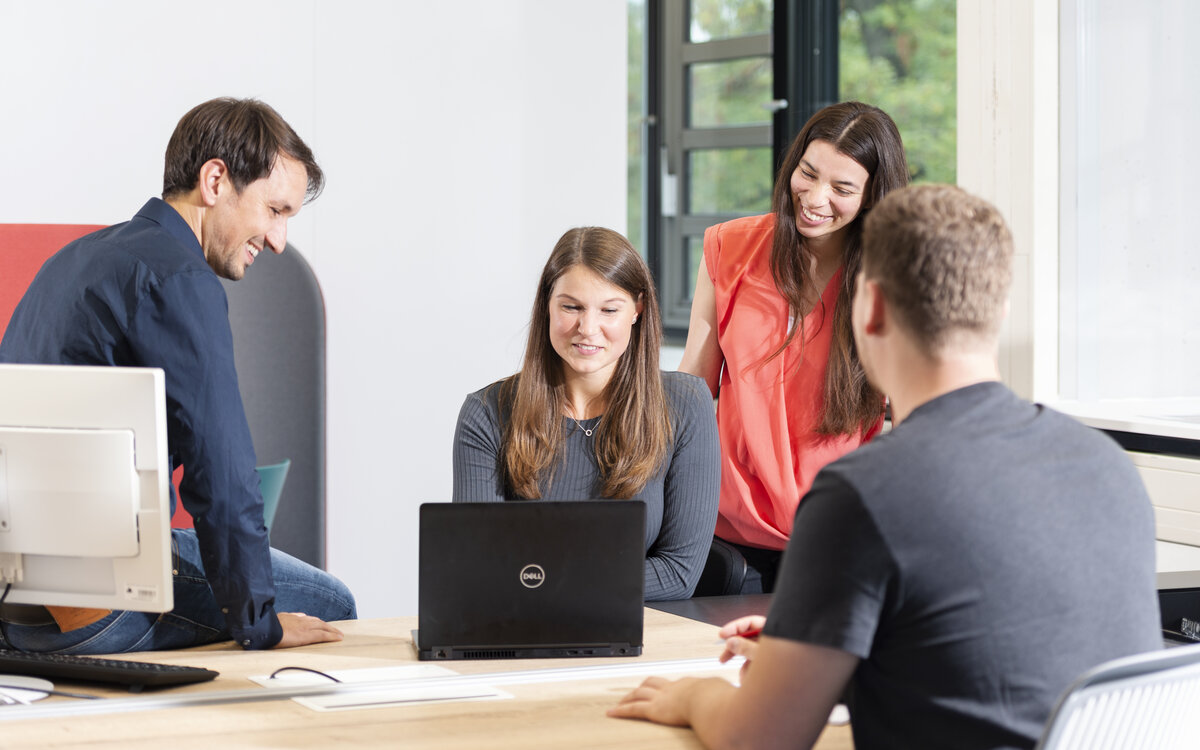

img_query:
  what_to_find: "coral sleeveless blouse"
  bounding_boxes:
[705,213,881,550]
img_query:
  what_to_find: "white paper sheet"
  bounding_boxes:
[248,664,512,712]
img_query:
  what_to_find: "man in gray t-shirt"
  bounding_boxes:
[610,185,1161,749]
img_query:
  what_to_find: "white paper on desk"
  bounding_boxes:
[249,664,513,712]
[293,684,513,712]
[249,664,457,688]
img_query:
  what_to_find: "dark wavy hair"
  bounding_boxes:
[499,227,670,499]
[767,101,909,434]
[162,97,323,202]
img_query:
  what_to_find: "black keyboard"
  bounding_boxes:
[0,649,218,689]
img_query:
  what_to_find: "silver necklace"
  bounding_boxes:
[570,416,596,437]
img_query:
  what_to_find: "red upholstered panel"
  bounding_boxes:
[171,466,193,528]
[0,224,105,334]
[1,224,195,530]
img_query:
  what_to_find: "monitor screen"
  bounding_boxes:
[0,364,172,612]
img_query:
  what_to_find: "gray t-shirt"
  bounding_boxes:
[452,370,720,601]
[765,381,1162,750]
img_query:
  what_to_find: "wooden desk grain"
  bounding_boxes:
[0,610,852,749]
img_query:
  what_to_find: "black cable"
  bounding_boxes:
[0,583,19,652]
[269,665,342,683]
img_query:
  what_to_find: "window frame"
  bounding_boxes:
[640,0,840,341]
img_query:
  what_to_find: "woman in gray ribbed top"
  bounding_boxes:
[452,228,720,601]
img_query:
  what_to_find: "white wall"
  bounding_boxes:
[0,0,627,617]
[956,0,1058,403]
[1058,0,1200,402]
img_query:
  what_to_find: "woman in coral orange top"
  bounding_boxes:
[680,102,910,592]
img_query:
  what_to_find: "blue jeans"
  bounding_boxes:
[0,529,356,654]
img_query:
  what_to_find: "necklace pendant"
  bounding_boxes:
[570,414,596,437]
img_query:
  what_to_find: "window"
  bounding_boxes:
[1059,0,1200,404]
[630,0,956,340]
[628,0,648,257]
[655,0,775,332]
[959,0,1200,549]
[1052,0,1200,552]
[840,0,956,185]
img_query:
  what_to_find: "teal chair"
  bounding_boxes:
[256,459,291,531]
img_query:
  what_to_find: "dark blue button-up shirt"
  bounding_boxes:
[0,198,283,648]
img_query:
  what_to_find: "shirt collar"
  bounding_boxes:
[133,198,205,261]
[904,380,1009,425]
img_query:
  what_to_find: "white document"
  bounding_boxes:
[249,665,512,712]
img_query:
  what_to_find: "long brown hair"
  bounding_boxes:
[500,227,670,499]
[767,101,909,434]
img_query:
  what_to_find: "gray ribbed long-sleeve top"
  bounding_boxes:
[452,371,720,601]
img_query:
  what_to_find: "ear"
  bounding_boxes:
[635,293,644,316]
[861,279,887,335]
[197,158,229,207]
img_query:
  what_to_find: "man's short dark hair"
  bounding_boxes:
[162,97,324,202]
[862,184,1013,355]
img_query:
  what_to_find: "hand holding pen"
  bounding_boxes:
[717,615,766,680]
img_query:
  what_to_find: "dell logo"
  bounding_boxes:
[519,564,546,589]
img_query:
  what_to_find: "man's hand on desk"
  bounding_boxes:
[609,614,858,749]
[609,615,762,731]
[717,614,765,680]
[274,612,345,648]
[609,675,721,726]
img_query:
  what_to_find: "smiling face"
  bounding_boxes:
[789,139,870,249]
[548,264,643,389]
[204,154,308,280]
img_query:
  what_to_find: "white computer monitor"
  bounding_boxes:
[0,364,172,612]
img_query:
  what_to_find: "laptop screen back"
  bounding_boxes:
[417,500,645,659]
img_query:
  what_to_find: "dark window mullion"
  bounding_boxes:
[773,0,839,170]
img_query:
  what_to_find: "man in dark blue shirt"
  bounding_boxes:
[0,98,356,652]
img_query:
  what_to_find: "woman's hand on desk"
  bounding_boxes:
[274,612,345,648]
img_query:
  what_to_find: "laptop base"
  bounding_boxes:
[413,630,642,660]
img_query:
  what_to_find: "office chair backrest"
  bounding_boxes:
[694,537,749,597]
[1035,643,1200,750]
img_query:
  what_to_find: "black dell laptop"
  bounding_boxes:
[415,500,645,660]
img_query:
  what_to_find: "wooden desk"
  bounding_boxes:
[0,609,852,749]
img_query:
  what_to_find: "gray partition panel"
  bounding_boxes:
[221,244,325,567]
